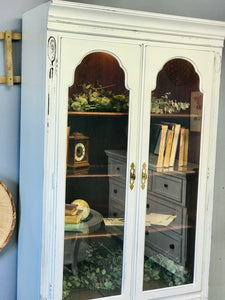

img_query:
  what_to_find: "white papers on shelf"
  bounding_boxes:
[104,214,176,227]
[145,213,176,226]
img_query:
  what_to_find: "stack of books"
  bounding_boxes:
[64,203,87,232]
[152,123,189,168]
[65,203,83,224]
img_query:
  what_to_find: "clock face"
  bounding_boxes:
[74,142,86,162]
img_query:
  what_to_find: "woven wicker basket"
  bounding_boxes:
[0,181,16,250]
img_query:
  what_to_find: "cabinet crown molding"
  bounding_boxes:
[49,0,225,47]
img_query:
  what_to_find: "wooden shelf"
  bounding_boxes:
[151,113,190,118]
[68,112,201,118]
[151,113,202,118]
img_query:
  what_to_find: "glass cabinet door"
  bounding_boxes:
[58,38,142,300]
[135,46,215,299]
[144,57,200,289]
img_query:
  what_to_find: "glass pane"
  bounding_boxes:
[143,59,202,290]
[63,52,129,299]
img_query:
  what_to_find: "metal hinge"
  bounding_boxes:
[52,172,57,190]
[206,167,210,180]
[48,283,53,299]
[47,94,50,118]
[40,283,53,299]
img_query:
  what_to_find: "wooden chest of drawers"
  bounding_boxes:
[106,150,197,267]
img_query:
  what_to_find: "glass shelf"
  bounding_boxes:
[68,111,128,116]
[66,165,121,178]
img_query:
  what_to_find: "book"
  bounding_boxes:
[65,210,83,224]
[178,128,189,166]
[183,129,189,166]
[154,130,161,155]
[103,218,124,226]
[150,124,162,154]
[178,128,185,166]
[169,124,181,167]
[65,203,78,216]
[190,91,203,132]
[163,128,174,167]
[157,125,168,168]
[64,222,89,233]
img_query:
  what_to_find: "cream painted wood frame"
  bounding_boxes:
[19,1,225,300]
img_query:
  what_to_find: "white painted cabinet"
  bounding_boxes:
[18,1,225,300]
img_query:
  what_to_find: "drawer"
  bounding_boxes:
[108,200,125,217]
[151,173,183,204]
[147,195,186,235]
[108,158,126,180]
[109,180,126,202]
[147,170,153,191]
[145,231,184,265]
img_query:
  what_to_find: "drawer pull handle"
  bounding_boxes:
[164,184,168,188]
[116,167,120,171]
[146,203,150,209]
[130,162,136,190]
[113,189,117,194]
[141,162,148,190]
[145,231,149,236]
[169,244,175,249]
[113,212,117,217]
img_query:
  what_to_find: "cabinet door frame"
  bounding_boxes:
[40,33,222,299]
[134,43,222,300]
[51,33,143,300]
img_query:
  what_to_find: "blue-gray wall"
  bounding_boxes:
[0,1,224,299]
[0,2,46,300]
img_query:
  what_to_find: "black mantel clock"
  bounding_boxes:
[67,132,90,173]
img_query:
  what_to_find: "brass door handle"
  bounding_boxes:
[130,162,136,190]
[141,162,148,190]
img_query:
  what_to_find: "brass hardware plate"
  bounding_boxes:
[141,162,148,190]
[130,162,136,190]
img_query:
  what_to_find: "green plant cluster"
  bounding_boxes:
[144,254,191,287]
[151,92,190,114]
[63,241,123,299]
[68,83,129,112]
[63,241,191,299]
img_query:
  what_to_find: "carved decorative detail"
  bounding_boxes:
[48,36,56,64]
[48,36,56,80]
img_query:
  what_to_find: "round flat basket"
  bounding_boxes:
[0,182,16,251]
